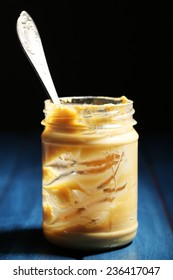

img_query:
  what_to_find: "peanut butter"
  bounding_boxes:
[41,96,138,250]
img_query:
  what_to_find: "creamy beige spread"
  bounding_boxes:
[41,96,138,250]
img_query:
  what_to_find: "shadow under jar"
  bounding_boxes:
[41,96,139,251]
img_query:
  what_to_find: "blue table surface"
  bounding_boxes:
[0,130,173,260]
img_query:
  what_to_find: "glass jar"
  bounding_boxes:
[41,96,139,250]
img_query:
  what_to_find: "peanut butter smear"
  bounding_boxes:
[41,96,138,250]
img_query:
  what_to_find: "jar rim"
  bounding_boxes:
[58,96,133,107]
[42,95,136,130]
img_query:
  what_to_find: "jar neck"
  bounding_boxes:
[41,96,137,132]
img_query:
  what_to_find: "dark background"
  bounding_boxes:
[0,2,170,136]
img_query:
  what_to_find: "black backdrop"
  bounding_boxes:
[0,2,171,135]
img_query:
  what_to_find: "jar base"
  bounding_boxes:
[43,223,138,251]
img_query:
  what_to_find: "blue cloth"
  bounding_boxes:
[0,131,173,260]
